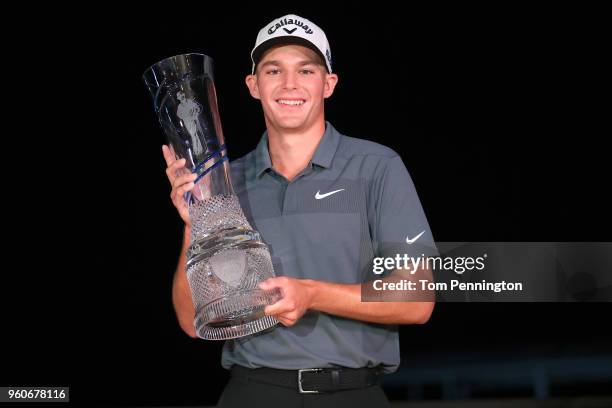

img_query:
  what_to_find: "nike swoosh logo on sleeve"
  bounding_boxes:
[406,230,426,244]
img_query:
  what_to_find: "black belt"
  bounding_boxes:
[230,364,384,394]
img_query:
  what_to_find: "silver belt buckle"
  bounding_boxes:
[298,368,323,394]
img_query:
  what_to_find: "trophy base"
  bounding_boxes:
[195,288,282,340]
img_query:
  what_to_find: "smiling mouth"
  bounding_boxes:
[276,99,306,106]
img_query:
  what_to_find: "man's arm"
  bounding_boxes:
[162,145,198,338]
[172,225,197,338]
[259,271,434,327]
[310,278,434,325]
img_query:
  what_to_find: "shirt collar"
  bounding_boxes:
[254,132,273,178]
[254,121,341,178]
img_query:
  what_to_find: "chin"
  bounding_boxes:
[273,117,308,130]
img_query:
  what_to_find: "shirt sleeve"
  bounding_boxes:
[370,155,437,262]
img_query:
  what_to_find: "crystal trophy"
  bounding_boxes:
[143,53,281,340]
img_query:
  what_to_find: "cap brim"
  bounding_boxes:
[251,36,329,73]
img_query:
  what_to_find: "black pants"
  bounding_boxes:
[216,374,391,408]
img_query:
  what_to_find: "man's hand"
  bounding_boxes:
[162,145,197,226]
[260,274,434,326]
[259,277,314,327]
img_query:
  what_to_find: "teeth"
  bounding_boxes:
[277,99,305,106]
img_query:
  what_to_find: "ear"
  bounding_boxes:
[245,74,261,100]
[323,73,339,99]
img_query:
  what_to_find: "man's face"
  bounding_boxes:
[245,44,338,132]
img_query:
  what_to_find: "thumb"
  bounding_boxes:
[259,277,282,291]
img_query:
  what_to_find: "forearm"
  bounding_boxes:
[172,225,197,338]
[305,279,434,325]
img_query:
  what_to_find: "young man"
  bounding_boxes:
[162,14,436,407]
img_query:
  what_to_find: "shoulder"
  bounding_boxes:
[337,134,399,160]
[229,149,256,191]
[229,149,253,170]
[332,127,404,177]
[330,122,400,162]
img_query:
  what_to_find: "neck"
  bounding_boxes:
[266,120,326,181]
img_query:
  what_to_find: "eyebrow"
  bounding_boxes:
[259,60,322,68]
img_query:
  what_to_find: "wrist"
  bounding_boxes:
[302,279,319,310]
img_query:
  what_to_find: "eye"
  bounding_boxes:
[299,69,314,75]
[266,68,280,75]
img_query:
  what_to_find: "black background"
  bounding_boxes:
[3,6,610,407]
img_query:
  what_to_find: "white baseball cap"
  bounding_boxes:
[250,14,332,74]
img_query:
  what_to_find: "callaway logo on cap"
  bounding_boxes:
[251,14,332,74]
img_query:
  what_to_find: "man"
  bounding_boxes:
[161,14,436,407]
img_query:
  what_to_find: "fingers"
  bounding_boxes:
[276,315,296,327]
[170,173,197,201]
[264,297,295,317]
[260,277,290,315]
[172,181,195,200]
[271,308,298,327]
[172,172,197,191]
[161,145,175,167]
[162,149,197,200]
[260,277,303,327]
[259,277,284,291]
[264,302,284,317]
[162,145,194,226]
[165,158,186,183]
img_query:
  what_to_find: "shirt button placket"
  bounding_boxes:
[282,182,293,216]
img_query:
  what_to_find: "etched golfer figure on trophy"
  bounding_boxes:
[143,53,281,340]
[176,91,207,157]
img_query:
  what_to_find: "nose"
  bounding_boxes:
[281,70,298,90]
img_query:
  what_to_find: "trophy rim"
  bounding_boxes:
[142,52,214,80]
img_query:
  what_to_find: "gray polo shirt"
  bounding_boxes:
[221,122,436,374]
